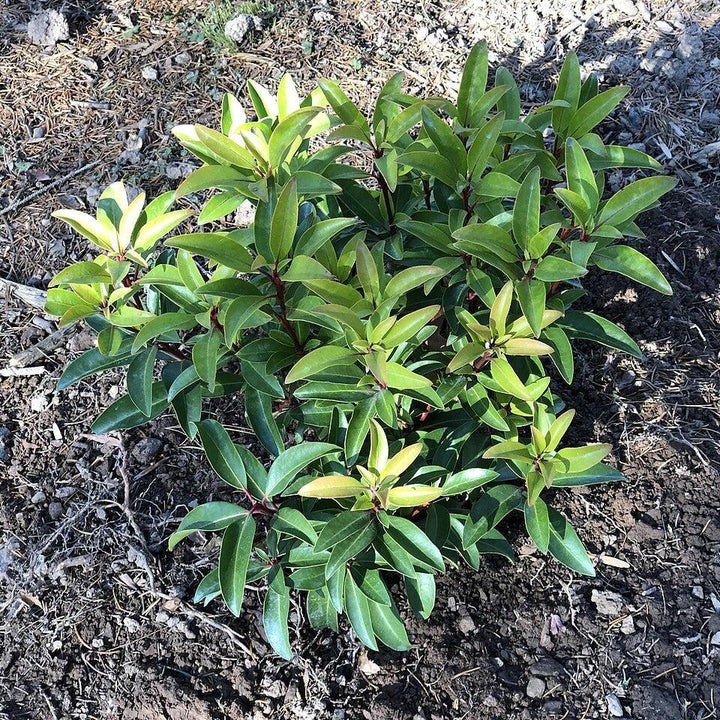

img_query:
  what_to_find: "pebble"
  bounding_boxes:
[620,615,636,635]
[526,677,546,699]
[0,426,11,463]
[123,617,140,633]
[174,52,192,65]
[691,586,704,600]
[458,615,475,634]
[224,14,262,45]
[48,502,63,520]
[544,700,563,714]
[710,631,720,646]
[529,658,564,677]
[30,395,49,413]
[131,438,163,464]
[656,20,675,34]
[55,486,77,500]
[613,0,637,15]
[142,66,158,81]
[31,491,47,505]
[32,126,46,140]
[27,9,69,46]
[606,693,624,717]
[591,589,623,616]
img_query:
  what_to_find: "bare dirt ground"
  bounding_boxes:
[1,1,719,718]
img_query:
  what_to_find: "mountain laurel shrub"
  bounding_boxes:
[47,43,675,656]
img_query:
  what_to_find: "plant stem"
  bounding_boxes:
[263,267,305,356]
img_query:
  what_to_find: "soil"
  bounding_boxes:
[1,1,719,719]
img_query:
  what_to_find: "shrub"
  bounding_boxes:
[46,43,675,656]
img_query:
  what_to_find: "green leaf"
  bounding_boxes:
[263,579,293,659]
[568,86,629,138]
[515,278,546,338]
[244,387,284,457]
[272,507,318,545]
[50,261,112,287]
[266,442,339,497]
[345,396,376,466]
[552,52,580,136]
[565,137,598,212]
[385,362,432,390]
[269,107,322,168]
[422,107,466,174]
[442,468,498,496]
[382,306,439,348]
[596,175,677,229]
[556,443,611,473]
[524,497,549,553]
[270,177,298,262]
[127,345,157,417]
[219,515,256,616]
[405,572,435,619]
[315,510,373,552]
[241,361,284,399]
[593,245,672,295]
[295,218,359,257]
[57,346,132,391]
[194,569,221,605]
[384,265,446,298]
[534,256,587,282]
[132,312,196,351]
[543,326,574,383]
[386,515,444,572]
[167,233,253,272]
[463,485,522,548]
[307,589,339,632]
[396,151,458,188]
[458,40,488,124]
[344,571,378,650]
[192,330,223,393]
[490,356,532,401]
[196,419,248,491]
[286,346,357,384]
[547,507,595,575]
[369,600,411,651]
[553,463,624,487]
[91,383,169,433]
[512,166,540,250]
[560,310,641,358]
[467,113,505,178]
[325,521,376,579]
[168,501,248,550]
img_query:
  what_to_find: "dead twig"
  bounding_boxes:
[9,325,74,367]
[0,276,48,309]
[0,158,103,217]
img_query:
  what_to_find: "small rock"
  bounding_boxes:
[123,616,140,633]
[529,658,564,677]
[55,486,77,500]
[131,438,163,464]
[235,199,256,227]
[32,126,46,140]
[174,52,192,65]
[591,589,623,616]
[142,66,158,81]
[483,695,499,708]
[656,20,675,34]
[526,677,546,699]
[224,14,262,45]
[0,426,11,463]
[27,10,69,47]
[30,395,49,412]
[48,502,63,520]
[710,631,720,646]
[31,491,47,505]
[620,615,636,635]
[691,586,704,600]
[613,0,637,15]
[165,162,196,180]
[359,658,381,675]
[544,700,563,714]
[458,615,475,634]
[606,693,624,717]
